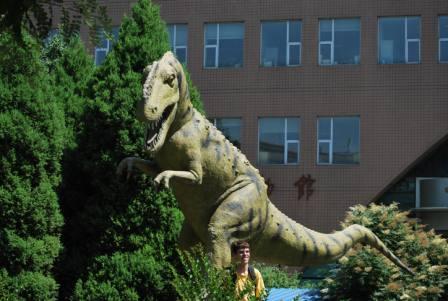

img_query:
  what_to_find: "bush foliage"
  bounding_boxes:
[0,31,65,300]
[172,246,264,301]
[322,203,448,301]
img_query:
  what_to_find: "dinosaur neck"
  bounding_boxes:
[168,68,194,136]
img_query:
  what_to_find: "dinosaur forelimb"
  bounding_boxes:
[116,157,160,179]
[154,170,202,189]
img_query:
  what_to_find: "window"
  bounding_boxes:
[379,16,420,64]
[204,23,244,68]
[317,117,360,165]
[261,20,301,66]
[440,16,448,63]
[259,118,300,165]
[168,24,188,64]
[319,19,360,65]
[210,118,242,148]
[44,28,59,45]
[95,27,119,65]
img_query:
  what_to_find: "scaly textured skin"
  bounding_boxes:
[117,52,413,274]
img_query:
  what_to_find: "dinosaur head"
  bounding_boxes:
[137,51,191,154]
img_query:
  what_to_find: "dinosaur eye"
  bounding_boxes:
[164,74,176,87]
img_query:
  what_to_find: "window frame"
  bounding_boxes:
[318,18,360,66]
[204,22,244,69]
[168,24,188,65]
[439,16,448,63]
[258,117,300,165]
[378,16,421,64]
[204,23,219,68]
[260,20,302,67]
[317,116,360,165]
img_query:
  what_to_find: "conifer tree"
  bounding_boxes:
[0,31,65,300]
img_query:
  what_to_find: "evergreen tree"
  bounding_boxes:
[63,0,203,299]
[0,31,65,300]
[40,32,97,299]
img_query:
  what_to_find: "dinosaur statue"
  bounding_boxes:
[117,51,413,274]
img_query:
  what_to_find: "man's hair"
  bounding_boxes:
[231,241,250,255]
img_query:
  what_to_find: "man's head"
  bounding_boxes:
[232,241,251,265]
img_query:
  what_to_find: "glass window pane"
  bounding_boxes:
[289,44,301,65]
[205,47,216,67]
[379,17,406,64]
[318,142,330,164]
[261,21,287,67]
[334,19,360,64]
[407,17,420,40]
[205,24,217,45]
[259,118,285,164]
[218,23,244,67]
[176,25,187,46]
[287,142,299,164]
[287,118,300,140]
[333,117,360,164]
[112,27,120,42]
[176,48,187,64]
[96,30,108,48]
[289,21,301,43]
[318,118,331,140]
[95,50,107,65]
[408,41,419,63]
[320,43,332,65]
[216,118,241,148]
[440,16,448,39]
[168,25,175,48]
[320,20,332,42]
[441,41,448,62]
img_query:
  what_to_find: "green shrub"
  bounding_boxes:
[0,269,59,301]
[171,246,263,301]
[73,244,173,301]
[254,263,301,288]
[321,203,448,301]
[0,30,64,300]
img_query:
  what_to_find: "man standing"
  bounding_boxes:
[232,241,265,301]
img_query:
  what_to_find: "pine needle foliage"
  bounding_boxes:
[0,30,65,300]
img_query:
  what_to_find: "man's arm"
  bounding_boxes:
[254,269,265,299]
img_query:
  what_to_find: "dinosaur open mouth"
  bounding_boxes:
[145,103,175,150]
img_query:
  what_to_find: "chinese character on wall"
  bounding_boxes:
[294,174,315,201]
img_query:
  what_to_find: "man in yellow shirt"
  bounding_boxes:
[232,241,265,301]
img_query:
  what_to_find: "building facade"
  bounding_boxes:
[78,0,448,232]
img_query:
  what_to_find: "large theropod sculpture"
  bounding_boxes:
[117,52,413,274]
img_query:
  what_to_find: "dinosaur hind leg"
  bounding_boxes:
[207,183,268,268]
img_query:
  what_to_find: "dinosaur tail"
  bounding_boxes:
[255,203,413,274]
[333,224,414,275]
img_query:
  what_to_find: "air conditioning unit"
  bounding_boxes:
[415,177,448,208]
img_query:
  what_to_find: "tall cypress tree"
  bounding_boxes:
[0,31,65,300]
[61,0,204,299]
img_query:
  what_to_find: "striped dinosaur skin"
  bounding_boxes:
[117,52,413,274]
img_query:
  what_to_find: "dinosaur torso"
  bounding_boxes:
[154,110,267,242]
